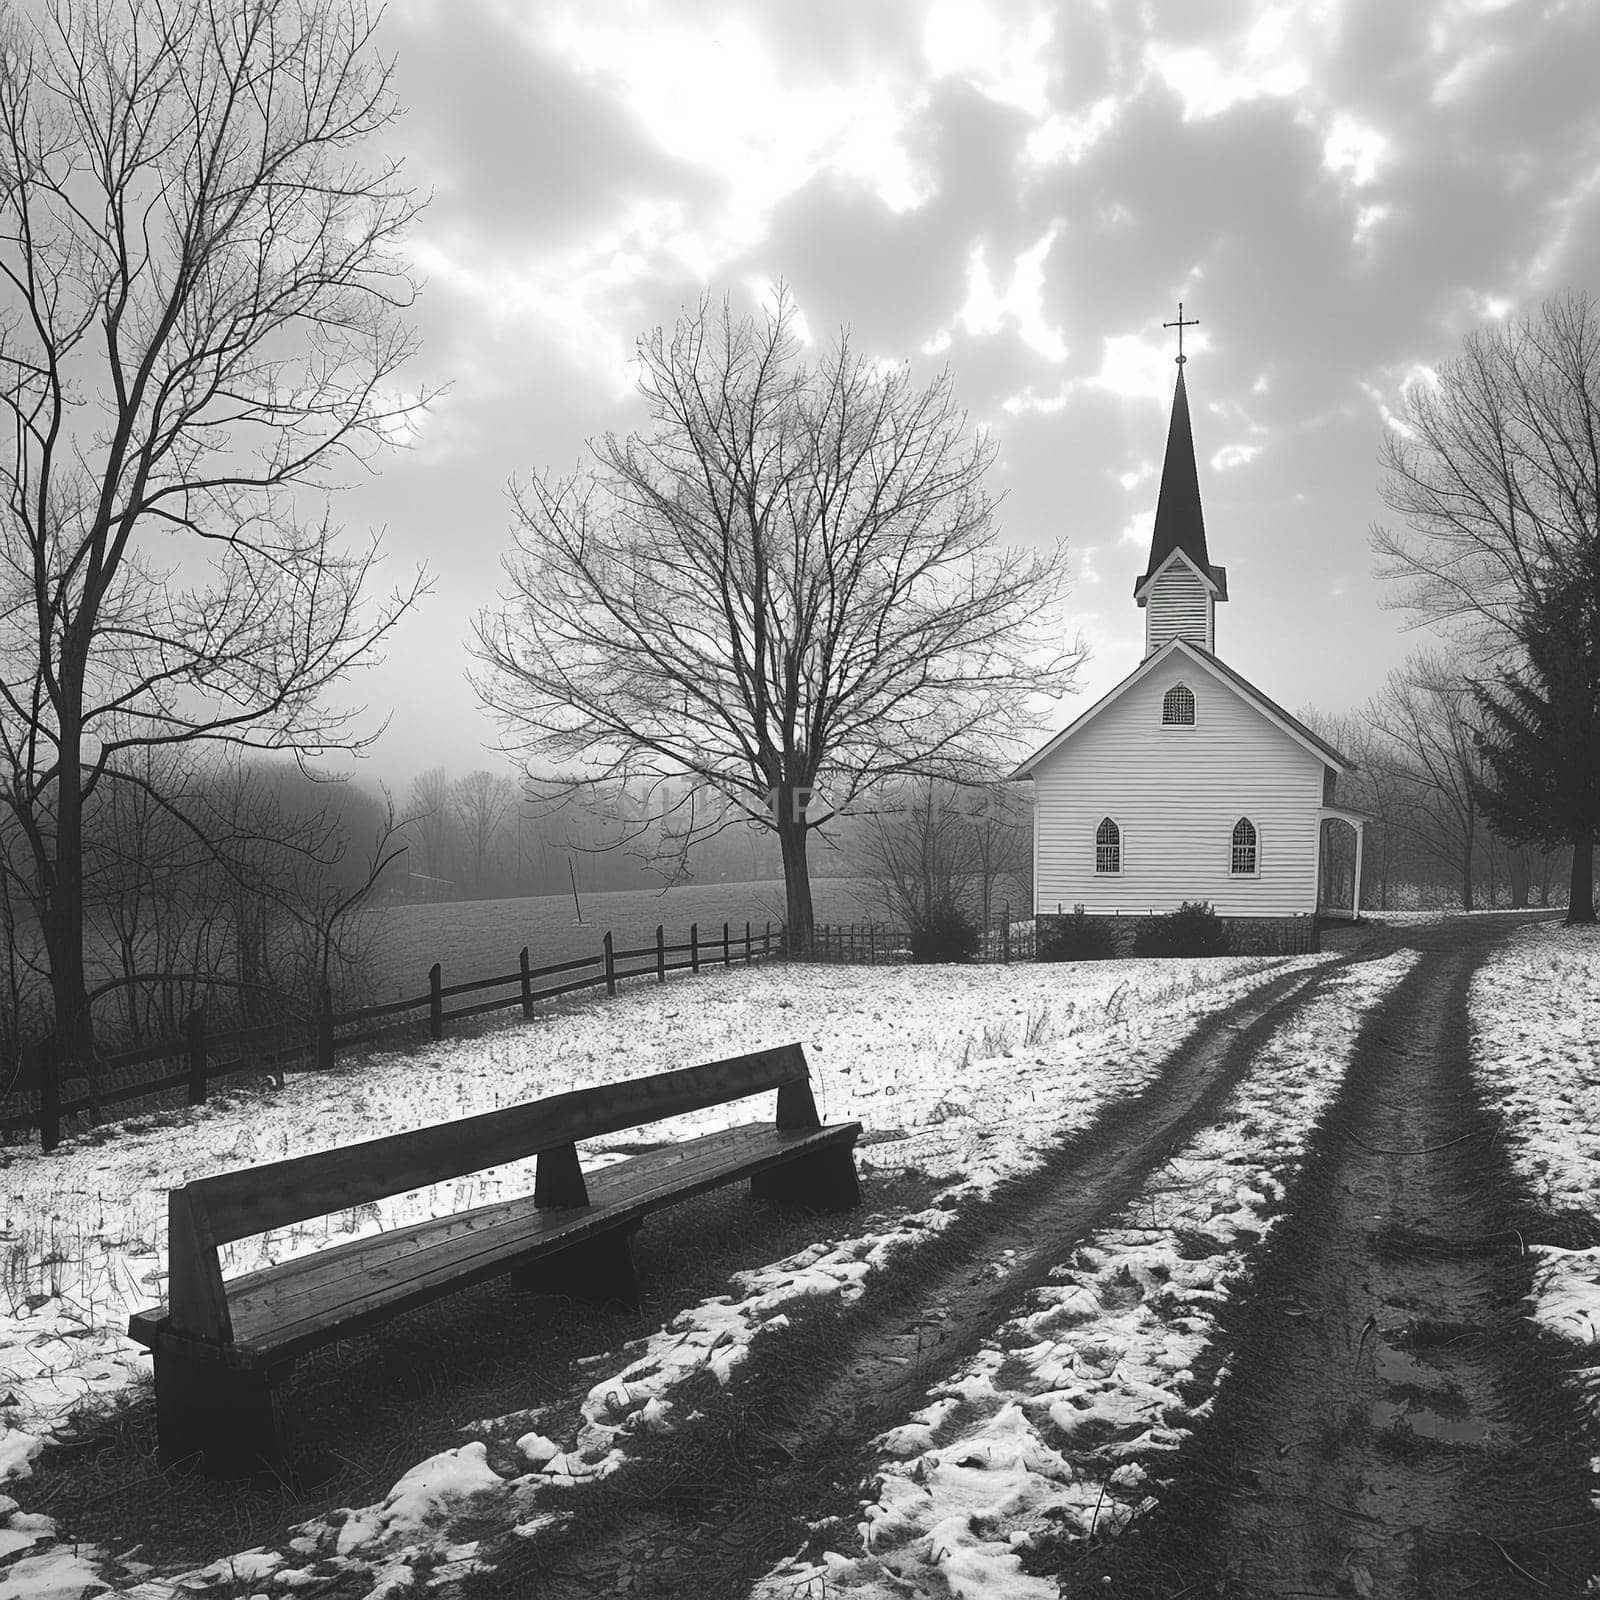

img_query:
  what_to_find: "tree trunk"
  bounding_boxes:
[1507,847,1530,910]
[1540,847,1562,906]
[1460,829,1475,912]
[776,797,814,954]
[1569,831,1596,925]
[236,893,262,1025]
[38,777,95,1078]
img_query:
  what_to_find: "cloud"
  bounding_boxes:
[327,0,1600,786]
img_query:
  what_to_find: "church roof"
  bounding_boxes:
[1136,366,1227,598]
[1187,643,1347,766]
[1008,637,1350,779]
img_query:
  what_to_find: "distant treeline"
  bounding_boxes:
[1,753,405,1063]
[397,766,788,900]
[0,755,820,1066]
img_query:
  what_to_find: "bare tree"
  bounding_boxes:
[1374,293,1600,910]
[75,754,397,1045]
[0,0,430,1074]
[451,769,515,897]
[858,779,981,957]
[1375,292,1600,648]
[967,781,1032,931]
[1296,706,1405,911]
[403,766,456,889]
[473,292,1082,950]
[1364,652,1484,910]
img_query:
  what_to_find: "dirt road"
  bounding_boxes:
[1063,916,1600,1598]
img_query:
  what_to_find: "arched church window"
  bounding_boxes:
[1231,817,1258,875]
[1162,684,1196,725]
[1095,817,1121,874]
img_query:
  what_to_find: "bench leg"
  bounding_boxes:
[751,1147,861,1212]
[153,1346,288,1479]
[514,1228,641,1311]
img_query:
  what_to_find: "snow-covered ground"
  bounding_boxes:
[1468,923,1600,1349]
[0,952,1323,1598]
[754,951,1420,1600]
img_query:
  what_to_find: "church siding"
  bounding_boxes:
[1032,663,1326,917]
[1145,559,1212,654]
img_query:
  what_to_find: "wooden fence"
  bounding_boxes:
[5,919,779,1152]
[802,906,1036,966]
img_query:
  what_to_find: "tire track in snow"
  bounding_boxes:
[754,951,1419,1599]
[1068,917,1600,1598]
[472,959,1360,1597]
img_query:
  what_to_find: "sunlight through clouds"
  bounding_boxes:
[1094,332,1191,403]
[1322,115,1387,188]
[1211,442,1263,472]
[921,0,1055,115]
[409,195,708,393]
[1026,97,1121,169]
[534,4,931,239]
[957,229,1070,362]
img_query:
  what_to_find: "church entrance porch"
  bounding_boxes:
[1318,806,1370,922]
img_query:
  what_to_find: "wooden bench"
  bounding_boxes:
[127,1043,860,1476]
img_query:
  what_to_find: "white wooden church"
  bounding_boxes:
[1012,322,1367,946]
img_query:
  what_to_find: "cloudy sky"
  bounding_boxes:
[341,0,1600,790]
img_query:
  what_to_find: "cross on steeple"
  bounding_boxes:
[1164,301,1198,365]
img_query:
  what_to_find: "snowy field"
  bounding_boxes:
[0,951,1322,1599]
[1468,923,1600,1352]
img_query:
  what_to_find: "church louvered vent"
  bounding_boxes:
[1162,684,1196,725]
[1231,817,1257,874]
[1146,561,1212,654]
[1096,817,1121,874]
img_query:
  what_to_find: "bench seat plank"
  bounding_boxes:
[131,1120,859,1368]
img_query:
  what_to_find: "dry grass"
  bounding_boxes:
[24,1168,941,1587]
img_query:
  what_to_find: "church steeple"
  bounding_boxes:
[1134,307,1227,658]
[1143,366,1218,588]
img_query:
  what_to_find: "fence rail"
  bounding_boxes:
[800,906,1036,966]
[6,918,780,1152]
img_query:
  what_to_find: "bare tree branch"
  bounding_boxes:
[0,0,432,1071]
[472,290,1082,948]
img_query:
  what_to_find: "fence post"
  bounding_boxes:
[1002,901,1011,965]
[723,921,731,967]
[429,962,443,1041]
[656,923,666,983]
[186,1009,207,1106]
[520,947,534,1020]
[35,1036,58,1154]
[317,981,335,1071]
[764,921,771,958]
[691,922,700,974]
[744,920,751,963]
[604,931,616,997]
[869,926,876,965]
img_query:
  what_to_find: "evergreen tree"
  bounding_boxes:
[1472,567,1600,924]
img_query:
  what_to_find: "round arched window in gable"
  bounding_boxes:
[1231,816,1258,875]
[1096,816,1121,874]
[1162,683,1196,725]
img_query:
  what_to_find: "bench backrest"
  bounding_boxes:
[165,1044,818,1340]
